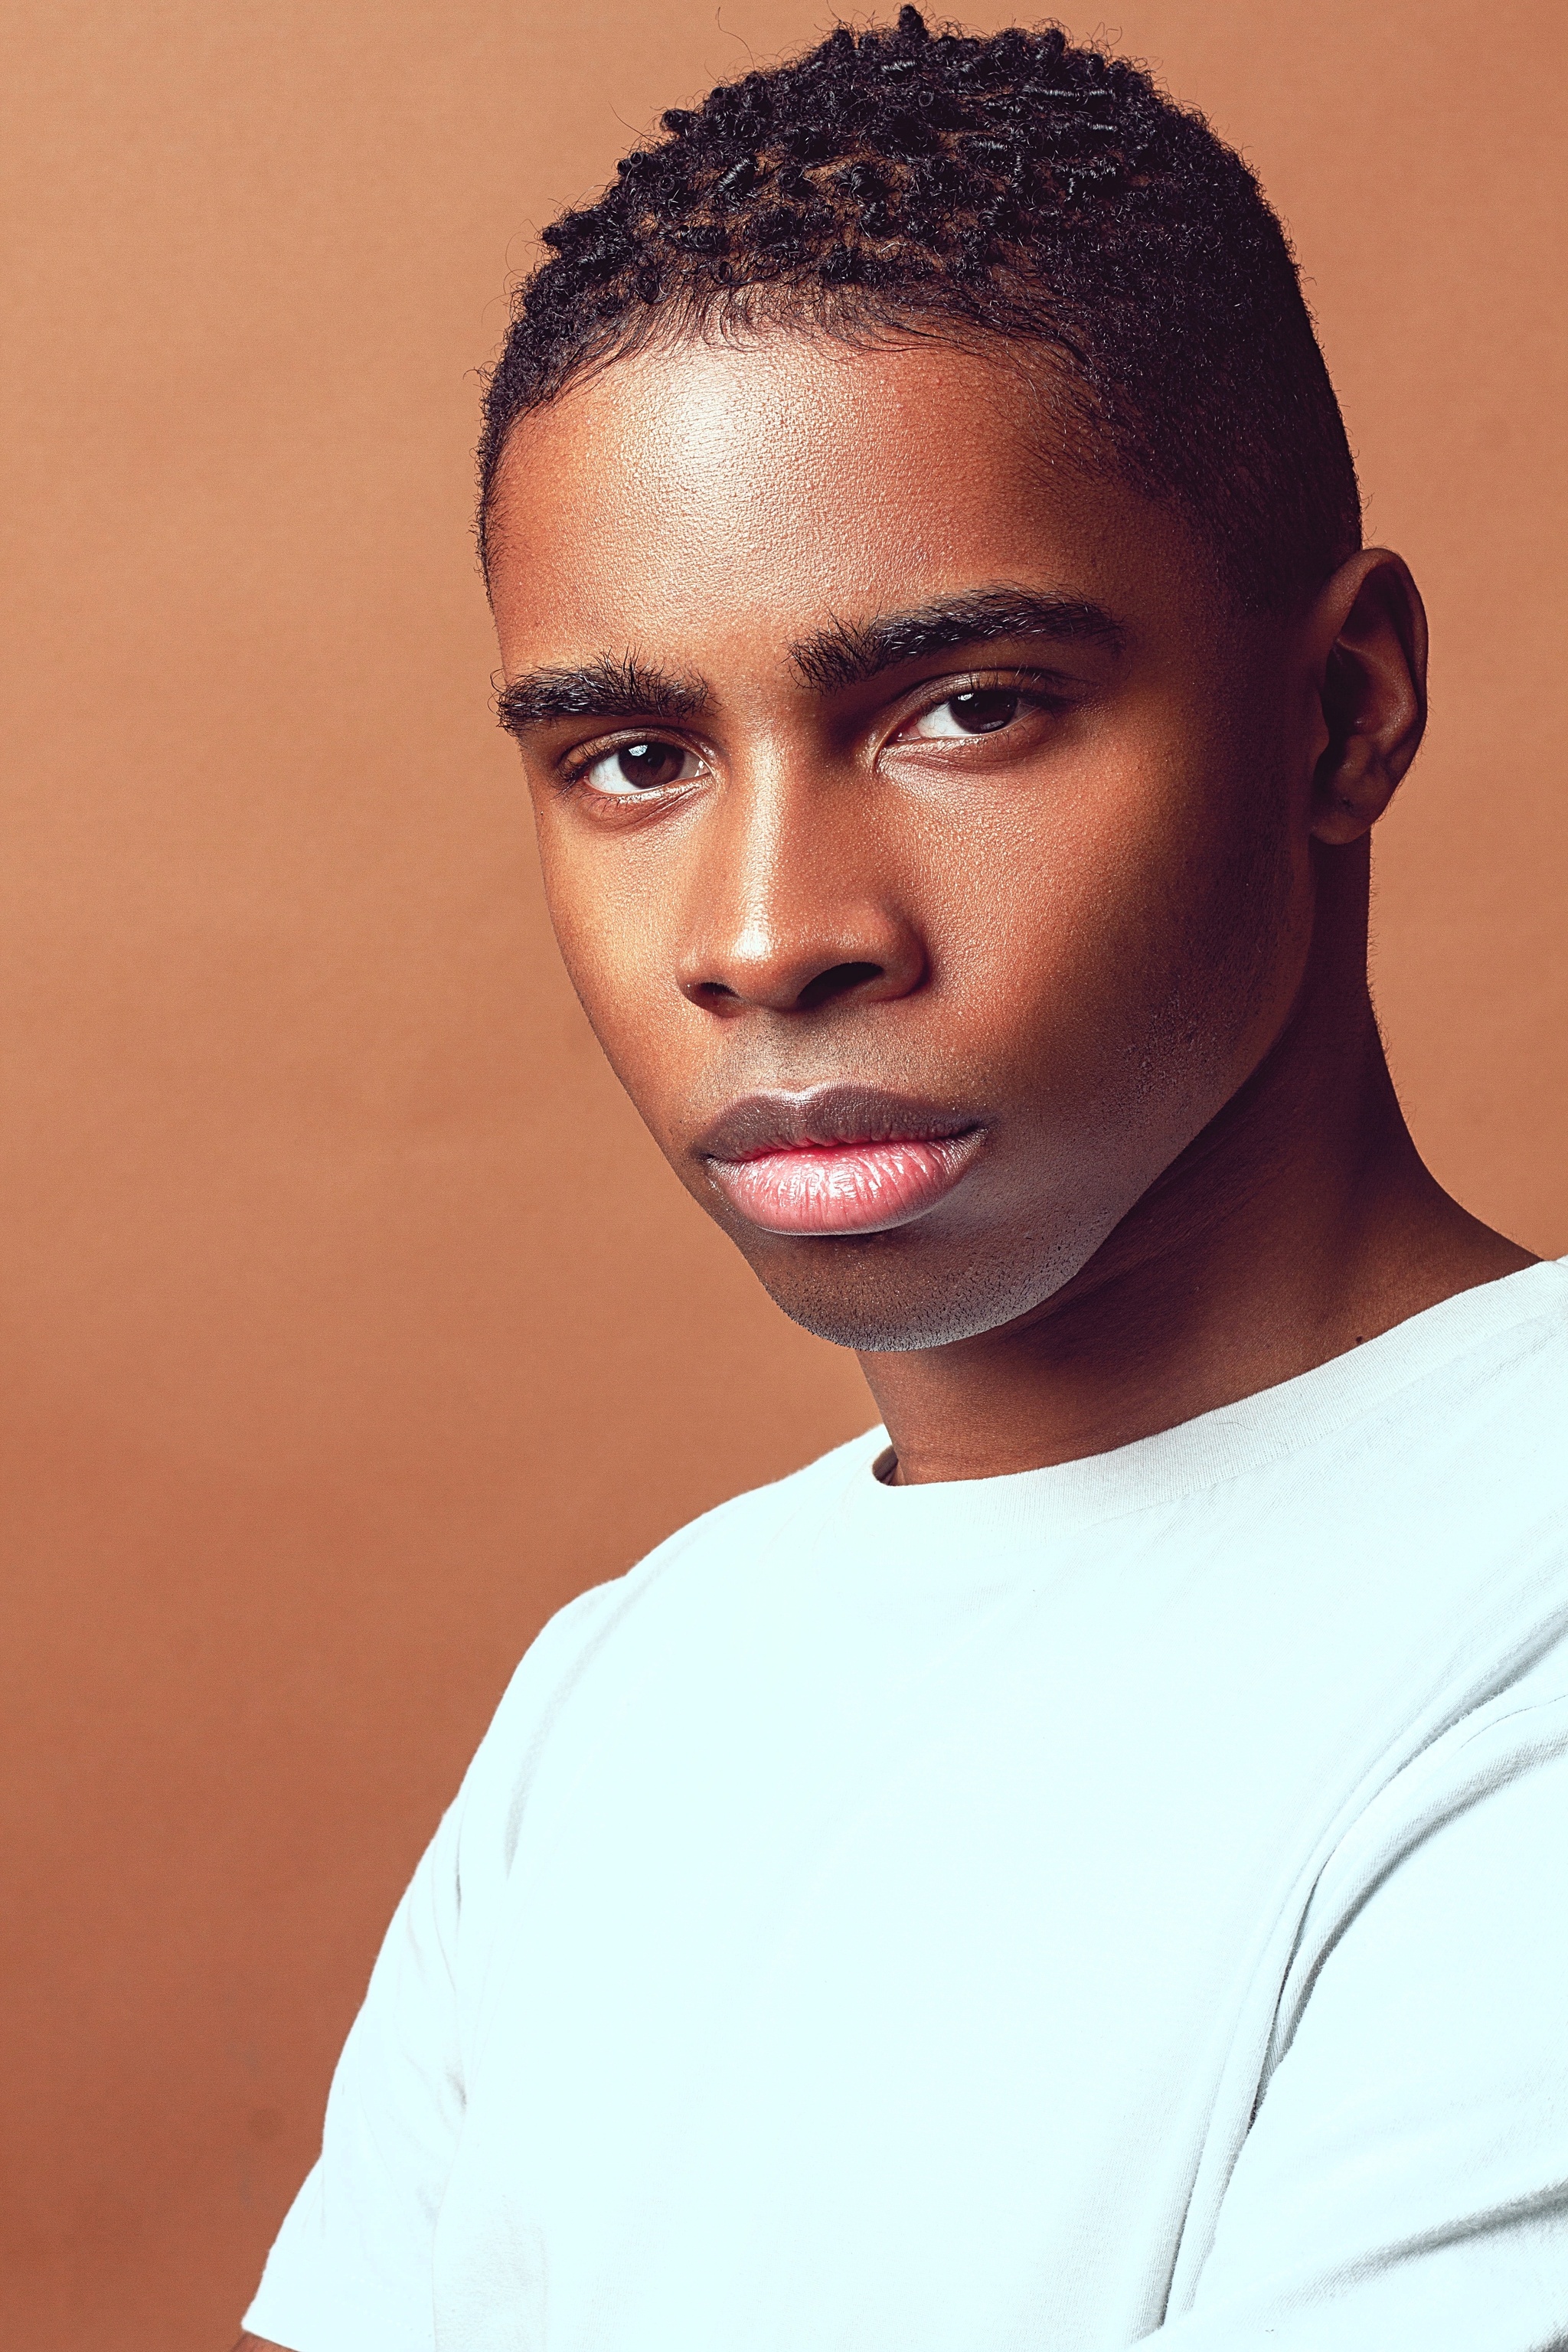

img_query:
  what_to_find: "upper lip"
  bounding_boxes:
[695,1083,983,1164]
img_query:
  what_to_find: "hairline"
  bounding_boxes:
[479,298,1316,624]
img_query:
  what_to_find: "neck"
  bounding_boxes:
[859,868,1533,1485]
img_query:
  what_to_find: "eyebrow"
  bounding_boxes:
[495,588,1122,739]
[496,655,708,737]
[789,588,1124,694]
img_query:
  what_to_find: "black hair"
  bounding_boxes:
[477,8,1360,611]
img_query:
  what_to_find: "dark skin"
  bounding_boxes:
[232,326,1530,2351]
[484,331,1527,1481]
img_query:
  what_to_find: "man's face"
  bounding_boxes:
[486,332,1319,1351]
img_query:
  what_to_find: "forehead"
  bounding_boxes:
[485,332,1205,665]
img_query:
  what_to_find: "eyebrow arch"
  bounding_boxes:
[789,588,1124,695]
[496,655,708,737]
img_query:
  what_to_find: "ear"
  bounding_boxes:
[1305,549,1429,846]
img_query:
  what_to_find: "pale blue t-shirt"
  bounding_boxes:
[248,1260,1568,2350]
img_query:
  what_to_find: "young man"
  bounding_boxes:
[240,14,1567,2348]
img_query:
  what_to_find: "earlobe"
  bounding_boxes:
[1307,550,1429,846]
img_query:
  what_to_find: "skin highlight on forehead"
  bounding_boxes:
[485,335,1229,705]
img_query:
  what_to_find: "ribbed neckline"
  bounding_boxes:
[835,1258,1568,1550]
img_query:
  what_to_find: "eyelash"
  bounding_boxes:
[558,736,709,799]
[899,678,1066,743]
[555,674,1066,801]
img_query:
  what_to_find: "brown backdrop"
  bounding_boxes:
[2,1,1563,2341]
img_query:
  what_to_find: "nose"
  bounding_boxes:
[681,931,925,1015]
[675,780,927,1017]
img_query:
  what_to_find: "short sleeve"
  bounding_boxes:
[242,1790,467,2352]
[240,1574,635,2351]
[1152,1695,1568,2347]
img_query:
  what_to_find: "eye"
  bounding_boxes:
[904,688,1023,740]
[579,739,701,796]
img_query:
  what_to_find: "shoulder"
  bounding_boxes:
[526,1419,884,1675]
[1421,1257,1568,1539]
[1317,1256,1568,1539]
[1270,1628,1568,2070]
[1446,1255,1568,1423]
[449,1425,884,1855]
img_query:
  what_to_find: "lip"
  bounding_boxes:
[697,1085,985,1237]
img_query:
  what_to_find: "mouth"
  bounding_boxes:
[697,1084,985,1237]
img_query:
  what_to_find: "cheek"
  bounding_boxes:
[535,825,694,1111]
[922,737,1293,1105]
[536,823,630,1014]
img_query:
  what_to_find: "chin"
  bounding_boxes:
[737,1222,1103,1354]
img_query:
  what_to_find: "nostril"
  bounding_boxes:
[796,961,884,1012]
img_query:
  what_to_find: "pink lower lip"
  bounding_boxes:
[710,1133,979,1236]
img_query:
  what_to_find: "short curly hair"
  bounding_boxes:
[478,8,1360,612]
